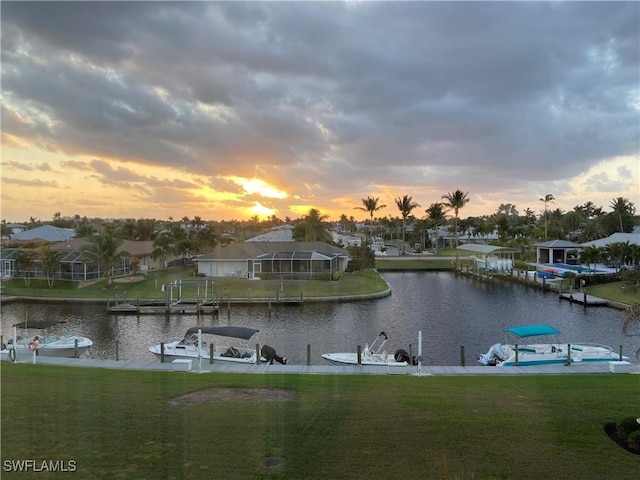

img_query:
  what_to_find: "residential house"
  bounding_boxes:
[5,224,76,243]
[533,240,583,264]
[194,241,349,280]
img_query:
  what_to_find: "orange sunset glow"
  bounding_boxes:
[1,2,638,223]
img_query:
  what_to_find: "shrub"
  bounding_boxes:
[628,430,640,450]
[616,416,640,440]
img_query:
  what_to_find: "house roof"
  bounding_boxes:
[581,232,640,248]
[9,225,76,242]
[51,238,155,256]
[456,244,518,255]
[195,241,347,261]
[533,240,582,249]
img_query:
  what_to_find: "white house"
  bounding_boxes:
[194,241,349,280]
[580,232,640,249]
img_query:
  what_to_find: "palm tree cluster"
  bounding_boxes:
[351,192,636,255]
[3,193,637,276]
[579,242,640,274]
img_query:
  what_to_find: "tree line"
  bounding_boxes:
[1,192,637,287]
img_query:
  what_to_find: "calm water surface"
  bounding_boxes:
[1,272,636,365]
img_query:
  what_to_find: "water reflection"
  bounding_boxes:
[1,272,635,365]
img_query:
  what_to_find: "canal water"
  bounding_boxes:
[1,272,636,365]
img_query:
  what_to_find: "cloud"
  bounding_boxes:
[1,1,638,221]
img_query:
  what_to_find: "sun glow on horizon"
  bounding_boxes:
[227,176,288,199]
[248,202,276,219]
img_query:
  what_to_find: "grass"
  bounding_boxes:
[0,268,389,301]
[2,264,637,307]
[587,281,640,305]
[1,364,638,479]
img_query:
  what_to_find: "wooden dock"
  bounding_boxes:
[107,300,219,315]
[559,292,609,305]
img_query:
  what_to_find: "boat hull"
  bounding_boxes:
[321,352,405,367]
[149,342,261,364]
[481,342,629,367]
[2,342,92,359]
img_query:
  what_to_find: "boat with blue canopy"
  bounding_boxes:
[478,324,629,367]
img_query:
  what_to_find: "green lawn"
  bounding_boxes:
[587,281,640,305]
[0,268,389,301]
[1,364,638,479]
[2,265,637,307]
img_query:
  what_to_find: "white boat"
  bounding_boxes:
[149,326,287,364]
[321,331,413,366]
[478,324,630,367]
[2,320,93,359]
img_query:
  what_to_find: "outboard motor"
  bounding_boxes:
[394,349,418,366]
[261,345,288,365]
[478,343,507,366]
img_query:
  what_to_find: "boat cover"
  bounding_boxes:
[505,325,560,338]
[183,326,259,340]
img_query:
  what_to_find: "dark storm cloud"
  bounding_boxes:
[1,1,638,206]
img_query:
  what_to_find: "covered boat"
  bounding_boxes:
[478,324,629,367]
[149,326,287,364]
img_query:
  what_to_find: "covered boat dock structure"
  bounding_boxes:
[455,244,519,279]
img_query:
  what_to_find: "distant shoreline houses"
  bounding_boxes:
[0,225,180,281]
[0,224,349,282]
[1,223,638,282]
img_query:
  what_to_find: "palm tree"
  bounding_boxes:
[193,225,218,254]
[191,216,204,231]
[395,195,420,249]
[609,197,635,233]
[579,245,601,274]
[152,231,175,268]
[562,211,584,240]
[441,190,469,248]
[425,202,448,253]
[135,218,157,241]
[603,242,623,272]
[15,249,37,287]
[293,208,332,243]
[579,220,604,243]
[80,233,124,283]
[355,196,386,240]
[39,244,62,288]
[1,221,11,240]
[539,194,555,240]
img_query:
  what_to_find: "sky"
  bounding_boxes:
[1,1,639,224]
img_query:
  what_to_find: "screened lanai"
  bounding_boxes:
[253,250,343,280]
[0,247,131,281]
